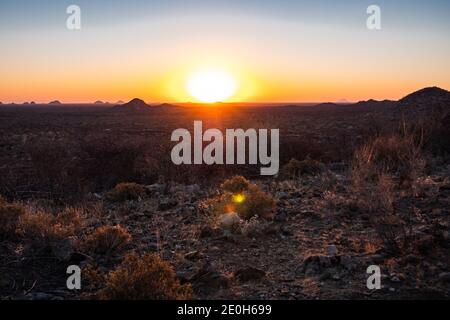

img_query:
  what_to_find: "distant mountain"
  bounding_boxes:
[49,100,62,105]
[30,101,36,105]
[116,100,125,104]
[314,102,341,108]
[156,103,179,108]
[94,100,104,104]
[398,86,450,109]
[353,99,397,108]
[112,98,152,112]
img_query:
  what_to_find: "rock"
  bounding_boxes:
[219,212,241,231]
[186,184,200,194]
[276,192,289,200]
[274,210,288,222]
[280,226,293,237]
[199,226,217,238]
[145,183,165,194]
[365,254,386,264]
[184,251,202,261]
[326,244,338,257]
[296,255,337,276]
[190,264,230,293]
[27,292,54,300]
[234,267,266,282]
[415,235,435,254]
[52,237,76,261]
[158,198,178,211]
[404,254,420,264]
[438,272,450,282]
[340,255,357,271]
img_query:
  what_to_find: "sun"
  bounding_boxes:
[186,69,237,103]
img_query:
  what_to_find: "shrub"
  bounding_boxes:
[83,225,131,255]
[351,134,425,188]
[0,197,25,238]
[100,252,192,300]
[220,175,251,193]
[82,264,106,291]
[106,183,146,202]
[19,207,82,243]
[235,185,276,220]
[206,177,276,221]
[240,216,270,237]
[283,157,325,178]
[355,173,406,253]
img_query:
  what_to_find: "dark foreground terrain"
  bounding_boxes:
[0,87,449,300]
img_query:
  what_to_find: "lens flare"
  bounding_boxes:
[232,194,246,204]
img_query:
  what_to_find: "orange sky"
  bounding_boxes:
[1,3,449,103]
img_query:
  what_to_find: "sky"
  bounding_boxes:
[0,0,449,103]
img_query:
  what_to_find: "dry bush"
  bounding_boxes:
[322,190,358,217]
[240,216,270,237]
[0,197,25,238]
[82,264,106,291]
[351,133,425,189]
[356,173,406,253]
[100,252,192,300]
[282,157,325,179]
[350,131,427,253]
[83,225,131,255]
[19,207,82,243]
[205,176,276,221]
[236,185,276,220]
[220,175,251,193]
[106,182,146,202]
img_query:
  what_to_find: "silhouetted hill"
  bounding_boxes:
[398,86,450,108]
[49,100,62,105]
[112,98,152,112]
[314,102,341,108]
[353,99,397,108]
[156,103,179,108]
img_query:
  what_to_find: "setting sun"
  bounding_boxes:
[186,69,237,103]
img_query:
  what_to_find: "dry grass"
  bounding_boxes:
[106,182,146,202]
[351,130,426,253]
[100,252,192,300]
[18,206,82,243]
[0,197,26,238]
[351,133,425,189]
[282,157,325,178]
[83,225,132,255]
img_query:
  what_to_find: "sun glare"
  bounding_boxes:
[186,69,237,103]
[232,194,246,204]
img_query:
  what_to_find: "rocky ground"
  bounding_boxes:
[2,161,449,300]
